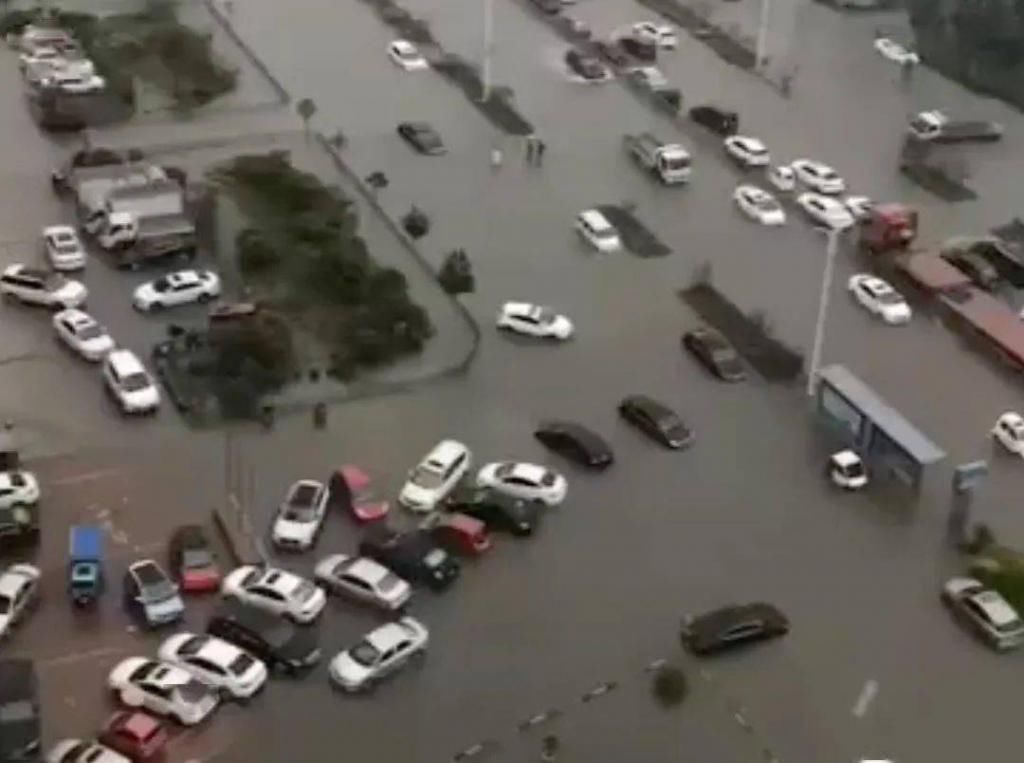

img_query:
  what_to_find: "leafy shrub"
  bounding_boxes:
[438,249,474,294]
[651,665,688,708]
[236,228,281,276]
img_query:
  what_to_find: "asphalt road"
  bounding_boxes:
[6,1,1024,762]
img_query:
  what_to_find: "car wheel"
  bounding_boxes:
[198,292,213,303]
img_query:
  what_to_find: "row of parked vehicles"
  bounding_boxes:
[16,25,107,95]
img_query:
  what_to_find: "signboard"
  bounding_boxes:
[953,460,988,494]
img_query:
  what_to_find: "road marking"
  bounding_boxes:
[52,468,123,487]
[852,679,879,718]
[31,646,124,669]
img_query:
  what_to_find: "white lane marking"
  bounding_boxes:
[30,646,124,669]
[852,679,879,718]
[52,468,123,486]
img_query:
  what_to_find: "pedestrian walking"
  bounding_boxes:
[525,135,536,163]
[540,734,559,762]
[536,139,546,166]
[490,145,503,170]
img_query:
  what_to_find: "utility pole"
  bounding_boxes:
[482,0,494,101]
[755,0,772,71]
[807,227,843,397]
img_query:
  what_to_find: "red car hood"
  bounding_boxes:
[182,568,221,592]
[353,500,389,522]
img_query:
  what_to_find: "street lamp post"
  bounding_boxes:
[482,0,494,101]
[755,0,772,71]
[806,227,843,397]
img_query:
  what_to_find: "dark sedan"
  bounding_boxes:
[689,104,739,135]
[942,250,1000,291]
[565,49,608,81]
[618,395,694,449]
[397,122,446,155]
[446,487,541,536]
[0,659,40,762]
[680,603,789,655]
[359,527,460,591]
[534,420,613,469]
[682,327,746,382]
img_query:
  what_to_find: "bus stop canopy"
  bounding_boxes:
[818,365,945,465]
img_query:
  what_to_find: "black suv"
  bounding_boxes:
[0,659,41,762]
[680,603,789,655]
[446,487,541,536]
[208,600,321,675]
[359,527,460,591]
[0,505,39,551]
[689,105,740,136]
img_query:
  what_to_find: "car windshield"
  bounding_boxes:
[228,652,256,675]
[495,462,516,478]
[411,465,444,490]
[177,636,205,657]
[377,572,403,593]
[121,372,151,392]
[842,461,865,478]
[350,640,381,667]
[0,595,10,614]
[423,548,447,568]
[152,277,171,293]
[76,323,104,340]
[0,700,35,722]
[183,549,212,569]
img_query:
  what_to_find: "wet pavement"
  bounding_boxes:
[6,0,1024,761]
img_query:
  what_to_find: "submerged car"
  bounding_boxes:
[618,395,693,449]
[680,602,789,655]
[682,327,746,381]
[565,49,609,81]
[397,122,446,155]
[943,577,1024,650]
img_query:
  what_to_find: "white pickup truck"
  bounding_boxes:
[623,132,691,184]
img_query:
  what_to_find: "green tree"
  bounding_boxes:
[297,97,317,138]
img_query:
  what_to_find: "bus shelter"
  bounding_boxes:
[816,364,945,489]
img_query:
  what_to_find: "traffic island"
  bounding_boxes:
[357,0,534,135]
[596,205,672,258]
[679,282,803,382]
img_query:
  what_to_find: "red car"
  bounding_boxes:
[330,465,390,522]
[167,524,221,593]
[99,711,168,761]
[424,512,492,557]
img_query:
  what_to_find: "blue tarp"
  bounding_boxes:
[70,525,102,561]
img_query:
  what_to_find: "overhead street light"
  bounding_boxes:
[806,225,845,397]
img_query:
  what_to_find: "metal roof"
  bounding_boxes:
[818,365,945,464]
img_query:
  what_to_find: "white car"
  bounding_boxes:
[314,554,412,610]
[0,564,40,640]
[0,471,40,509]
[0,264,87,308]
[399,439,472,512]
[221,565,326,624]
[52,309,114,361]
[847,274,912,324]
[767,164,796,192]
[271,480,328,551]
[388,40,428,71]
[943,577,1024,650]
[42,225,86,271]
[328,616,429,692]
[103,349,160,414]
[20,46,63,71]
[828,450,867,490]
[632,22,677,49]
[475,461,567,506]
[724,135,770,167]
[733,185,786,226]
[628,66,669,90]
[992,412,1024,455]
[158,633,268,700]
[496,302,574,339]
[792,159,845,194]
[107,658,219,725]
[575,209,621,253]
[133,269,220,311]
[874,37,919,65]
[42,70,105,93]
[844,195,874,221]
[47,740,129,763]
[796,192,855,230]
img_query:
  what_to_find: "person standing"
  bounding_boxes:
[525,134,536,163]
[536,139,547,166]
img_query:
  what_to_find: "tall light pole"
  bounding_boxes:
[806,226,843,397]
[482,0,494,101]
[755,0,772,71]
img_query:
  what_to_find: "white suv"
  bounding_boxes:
[271,480,328,551]
[399,439,472,512]
[107,658,219,725]
[103,350,160,414]
[42,225,86,271]
[0,264,87,308]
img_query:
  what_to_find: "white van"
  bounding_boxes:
[104,349,160,414]
[399,439,471,512]
[575,209,621,253]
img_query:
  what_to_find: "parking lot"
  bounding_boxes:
[5,0,1024,762]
